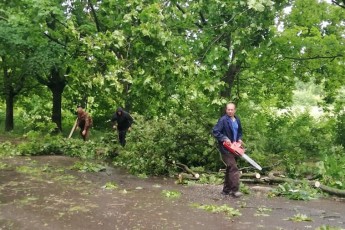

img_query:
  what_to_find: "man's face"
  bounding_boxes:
[226,104,236,117]
[76,107,83,113]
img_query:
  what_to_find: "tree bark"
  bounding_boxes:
[3,61,15,131]
[47,67,66,132]
[5,93,14,131]
[51,86,64,132]
[221,63,241,100]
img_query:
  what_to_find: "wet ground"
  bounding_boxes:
[0,155,344,230]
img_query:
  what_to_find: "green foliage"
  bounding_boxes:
[1,0,345,198]
[18,95,56,133]
[0,162,8,169]
[285,161,325,180]
[240,183,251,195]
[276,0,345,105]
[321,154,345,189]
[101,182,118,190]
[266,112,330,157]
[16,165,42,176]
[315,226,343,230]
[113,114,219,176]
[234,105,344,183]
[255,206,272,217]
[191,203,241,218]
[287,213,312,222]
[196,173,223,185]
[0,133,117,160]
[335,113,345,147]
[0,141,21,156]
[161,190,181,199]
[269,181,320,201]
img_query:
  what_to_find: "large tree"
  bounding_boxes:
[63,0,204,118]
[165,0,289,106]
[0,1,37,131]
[274,0,345,106]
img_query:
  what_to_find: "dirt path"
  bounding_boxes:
[0,156,344,230]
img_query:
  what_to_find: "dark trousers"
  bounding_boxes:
[118,130,127,147]
[218,144,240,193]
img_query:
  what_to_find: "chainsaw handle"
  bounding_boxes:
[223,141,244,156]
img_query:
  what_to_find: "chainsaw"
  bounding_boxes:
[223,141,262,171]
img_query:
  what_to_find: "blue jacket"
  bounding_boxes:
[212,115,243,143]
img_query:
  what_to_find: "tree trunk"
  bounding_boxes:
[51,86,64,132]
[47,67,66,132]
[218,63,241,115]
[221,63,241,100]
[5,92,14,131]
[3,61,15,132]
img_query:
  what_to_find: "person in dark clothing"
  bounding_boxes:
[212,102,243,198]
[111,107,133,147]
[76,106,92,141]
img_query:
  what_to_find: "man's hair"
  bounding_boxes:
[226,102,236,108]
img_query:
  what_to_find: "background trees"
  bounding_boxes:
[1,0,345,186]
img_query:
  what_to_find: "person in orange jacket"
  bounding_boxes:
[76,105,93,141]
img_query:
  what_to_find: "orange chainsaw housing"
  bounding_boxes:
[223,141,245,156]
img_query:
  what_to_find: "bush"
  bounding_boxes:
[321,153,345,189]
[335,113,345,147]
[0,133,117,160]
[113,114,221,176]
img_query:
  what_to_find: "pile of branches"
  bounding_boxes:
[174,162,345,197]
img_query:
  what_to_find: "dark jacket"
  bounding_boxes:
[212,115,242,143]
[111,107,133,131]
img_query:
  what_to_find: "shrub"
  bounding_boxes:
[113,114,221,176]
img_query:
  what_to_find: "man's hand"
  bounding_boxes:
[224,139,231,145]
[113,125,117,130]
[128,127,131,132]
[82,130,86,136]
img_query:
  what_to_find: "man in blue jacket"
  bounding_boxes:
[212,102,243,198]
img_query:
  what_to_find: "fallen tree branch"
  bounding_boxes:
[240,178,266,184]
[175,165,345,197]
[178,172,199,184]
[174,162,199,179]
[267,172,345,197]
[315,183,345,197]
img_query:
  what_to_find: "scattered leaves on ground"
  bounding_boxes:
[191,203,241,218]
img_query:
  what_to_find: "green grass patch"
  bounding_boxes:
[161,189,181,199]
[101,182,118,190]
[0,162,8,170]
[191,203,241,218]
[254,206,272,217]
[315,226,344,230]
[287,213,312,222]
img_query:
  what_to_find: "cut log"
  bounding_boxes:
[240,178,266,184]
[241,172,261,179]
[175,162,199,179]
[178,173,200,184]
[314,182,345,197]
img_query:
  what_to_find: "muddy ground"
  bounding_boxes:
[0,155,344,230]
